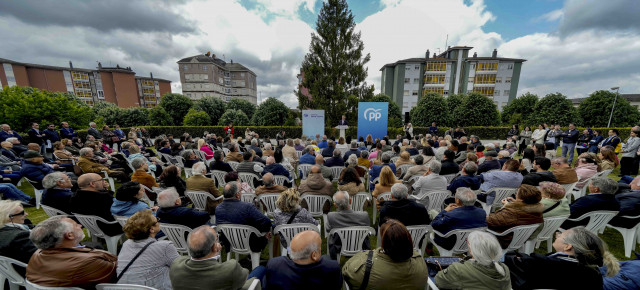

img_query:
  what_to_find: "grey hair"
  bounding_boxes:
[79,147,93,156]
[131,157,147,170]
[590,177,618,195]
[89,122,96,126]
[414,155,424,165]
[188,226,217,259]
[251,139,258,146]
[410,140,417,147]
[468,231,506,276]
[333,149,341,158]
[289,235,319,261]
[264,143,272,150]
[5,137,17,143]
[192,162,207,175]
[485,143,495,149]
[223,182,239,198]
[347,154,357,166]
[563,226,620,277]
[506,142,515,148]
[157,188,180,207]
[360,150,369,158]
[351,141,358,148]
[30,216,74,249]
[381,152,391,164]
[333,191,350,211]
[463,162,478,175]
[391,183,408,200]
[455,187,477,206]
[262,172,274,187]
[42,172,67,189]
[429,160,442,174]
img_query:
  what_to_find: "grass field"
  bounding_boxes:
[18,146,640,267]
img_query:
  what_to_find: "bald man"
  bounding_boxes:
[69,173,122,236]
[265,231,342,290]
[255,172,287,195]
[314,154,333,180]
[261,157,291,187]
[170,226,260,289]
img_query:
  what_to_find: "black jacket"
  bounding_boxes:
[562,194,620,229]
[379,199,430,226]
[440,160,460,176]
[70,189,123,236]
[610,191,640,228]
[42,188,74,214]
[156,205,210,229]
[521,171,557,186]
[0,226,38,276]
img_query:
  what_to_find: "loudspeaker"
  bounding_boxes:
[405,112,410,124]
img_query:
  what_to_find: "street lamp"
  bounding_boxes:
[607,87,620,128]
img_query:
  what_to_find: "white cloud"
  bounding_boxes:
[533,9,564,23]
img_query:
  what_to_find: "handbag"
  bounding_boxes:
[424,256,462,277]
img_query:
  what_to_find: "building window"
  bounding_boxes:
[474,74,496,84]
[404,78,410,83]
[423,87,444,95]
[203,65,207,71]
[477,62,498,71]
[468,77,474,83]
[183,65,189,70]
[241,73,245,77]
[495,77,501,83]
[413,78,419,84]
[414,65,419,70]
[424,75,445,84]
[412,91,418,96]
[508,64,514,69]
[443,91,449,95]
[504,90,510,96]
[505,77,512,83]
[471,64,476,69]
[426,61,447,71]
[472,87,495,96]
[405,67,410,71]
[404,90,409,96]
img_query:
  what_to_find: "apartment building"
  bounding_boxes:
[0,58,171,108]
[177,53,257,104]
[380,46,526,112]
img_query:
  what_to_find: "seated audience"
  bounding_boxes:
[504,226,619,289]
[210,150,233,172]
[574,156,599,189]
[265,230,342,289]
[299,165,334,197]
[538,181,570,217]
[262,156,290,183]
[435,231,511,289]
[282,139,299,164]
[326,191,371,260]
[379,183,430,226]
[487,184,544,248]
[343,220,428,289]
[156,188,210,229]
[20,150,55,186]
[358,150,371,169]
[369,153,397,191]
[521,157,557,186]
[447,162,481,193]
[77,148,130,182]
[52,141,76,164]
[343,141,361,162]
[477,151,501,174]
[118,210,179,289]
[272,188,318,248]
[198,139,214,160]
[130,157,159,191]
[215,182,272,253]
[299,146,316,165]
[186,162,222,214]
[325,149,345,167]
[321,140,336,158]
[551,157,579,184]
[431,188,487,250]
[27,216,117,288]
[598,146,618,171]
[224,171,255,195]
[170,225,260,289]
[263,143,275,157]
[255,172,288,195]
[70,173,123,236]
[337,167,366,196]
[345,154,366,178]
[394,151,415,169]
[0,182,36,206]
[128,145,161,176]
[402,154,429,182]
[439,149,460,176]
[237,151,264,188]
[111,181,156,217]
[313,154,333,180]
[41,172,73,213]
[412,160,447,195]
[477,159,523,202]
[609,187,640,228]
[0,200,38,269]
[562,177,620,229]
[158,165,187,197]
[225,143,243,163]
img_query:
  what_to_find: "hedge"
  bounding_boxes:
[17,126,635,143]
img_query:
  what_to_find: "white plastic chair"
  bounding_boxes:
[72,213,123,255]
[257,194,280,217]
[427,277,439,290]
[297,164,312,180]
[159,223,193,255]
[406,225,430,256]
[606,214,640,258]
[523,215,569,254]
[272,175,290,187]
[25,279,83,289]
[560,182,578,198]
[96,284,158,290]
[238,173,261,189]
[185,190,223,212]
[429,227,487,256]
[373,192,393,225]
[411,190,451,212]
[247,279,261,290]
[390,156,400,164]
[477,187,517,215]
[350,192,371,212]
[211,170,228,188]
[274,224,320,256]
[217,224,270,269]
[0,255,26,290]
[559,210,619,234]
[594,169,613,178]
[41,205,69,217]
[488,223,541,256]
[327,226,375,261]
[114,216,129,227]
[300,194,332,219]
[441,174,457,184]
[241,193,258,204]
[227,161,240,171]
[571,178,592,202]
[396,164,413,178]
[23,177,44,209]
[329,166,344,182]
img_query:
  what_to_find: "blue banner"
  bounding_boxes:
[358,102,388,140]
[302,110,325,139]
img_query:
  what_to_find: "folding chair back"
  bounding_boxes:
[328,226,375,260]
[406,225,430,255]
[41,205,69,217]
[257,194,280,217]
[96,284,158,290]
[563,210,619,234]
[523,215,569,254]
[300,194,332,218]
[159,223,193,255]
[24,177,44,209]
[489,224,541,254]
[441,174,456,184]
[25,279,83,289]
[297,164,312,180]
[216,224,264,269]
[480,187,517,214]
[274,224,320,256]
[238,173,260,189]
[185,190,221,211]
[430,227,487,256]
[72,213,123,255]
[329,167,344,182]
[412,190,451,212]
[227,161,240,171]
[272,175,290,186]
[211,170,228,188]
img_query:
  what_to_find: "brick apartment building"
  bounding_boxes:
[0,58,171,108]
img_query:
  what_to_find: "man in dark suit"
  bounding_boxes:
[59,122,78,139]
[338,115,348,126]
[561,177,620,229]
[69,173,122,236]
[326,191,371,259]
[43,124,60,155]
[440,149,460,176]
[431,187,487,250]
[87,122,103,141]
[0,124,22,143]
[522,157,557,186]
[379,183,430,226]
[210,150,233,173]
[321,140,336,158]
[324,150,344,168]
[156,187,210,229]
[27,122,46,154]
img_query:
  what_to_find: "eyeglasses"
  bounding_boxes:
[9,210,25,218]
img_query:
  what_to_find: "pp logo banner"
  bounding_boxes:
[358,102,388,140]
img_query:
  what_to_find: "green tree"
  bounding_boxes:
[453,92,501,127]
[159,93,193,126]
[218,109,250,126]
[183,109,210,126]
[96,105,126,126]
[226,98,256,121]
[194,96,226,125]
[447,94,466,120]
[251,97,290,126]
[578,90,640,127]
[148,106,174,126]
[409,93,451,127]
[526,93,581,126]
[501,92,539,124]
[296,0,374,126]
[369,94,403,127]
[92,101,117,115]
[120,107,149,127]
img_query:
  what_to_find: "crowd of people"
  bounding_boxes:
[1,121,639,289]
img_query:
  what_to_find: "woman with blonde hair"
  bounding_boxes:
[198,139,213,160]
[272,188,318,249]
[0,200,37,265]
[365,134,374,147]
[598,146,619,171]
[372,166,401,209]
[118,210,179,289]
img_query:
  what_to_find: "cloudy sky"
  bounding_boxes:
[1,0,639,108]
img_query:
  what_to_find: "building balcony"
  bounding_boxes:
[422,83,446,89]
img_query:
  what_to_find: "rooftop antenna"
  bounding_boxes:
[444,34,448,52]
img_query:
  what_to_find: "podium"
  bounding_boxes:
[336,125,348,139]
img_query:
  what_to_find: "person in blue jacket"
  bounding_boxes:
[111,181,156,217]
[431,187,487,250]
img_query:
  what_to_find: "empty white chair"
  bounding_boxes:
[488,223,541,256]
[185,190,223,212]
[406,225,430,256]
[300,194,332,219]
[25,279,83,290]
[605,214,640,258]
[159,223,193,255]
[477,187,517,215]
[72,214,123,255]
[23,177,44,209]
[41,205,69,217]
[0,255,27,290]
[297,164,312,180]
[350,192,371,212]
[274,224,320,256]
[241,193,258,204]
[217,224,270,269]
[257,194,280,217]
[211,170,228,188]
[96,284,158,290]
[429,227,487,256]
[327,226,375,261]
[238,173,261,189]
[559,210,619,234]
[522,215,569,254]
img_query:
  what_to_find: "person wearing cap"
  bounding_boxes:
[477,150,501,175]
[19,150,56,187]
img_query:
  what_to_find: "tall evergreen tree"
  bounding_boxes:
[296,0,374,126]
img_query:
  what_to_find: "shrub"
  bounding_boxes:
[159,93,193,126]
[218,109,250,126]
[251,97,290,126]
[183,109,210,126]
